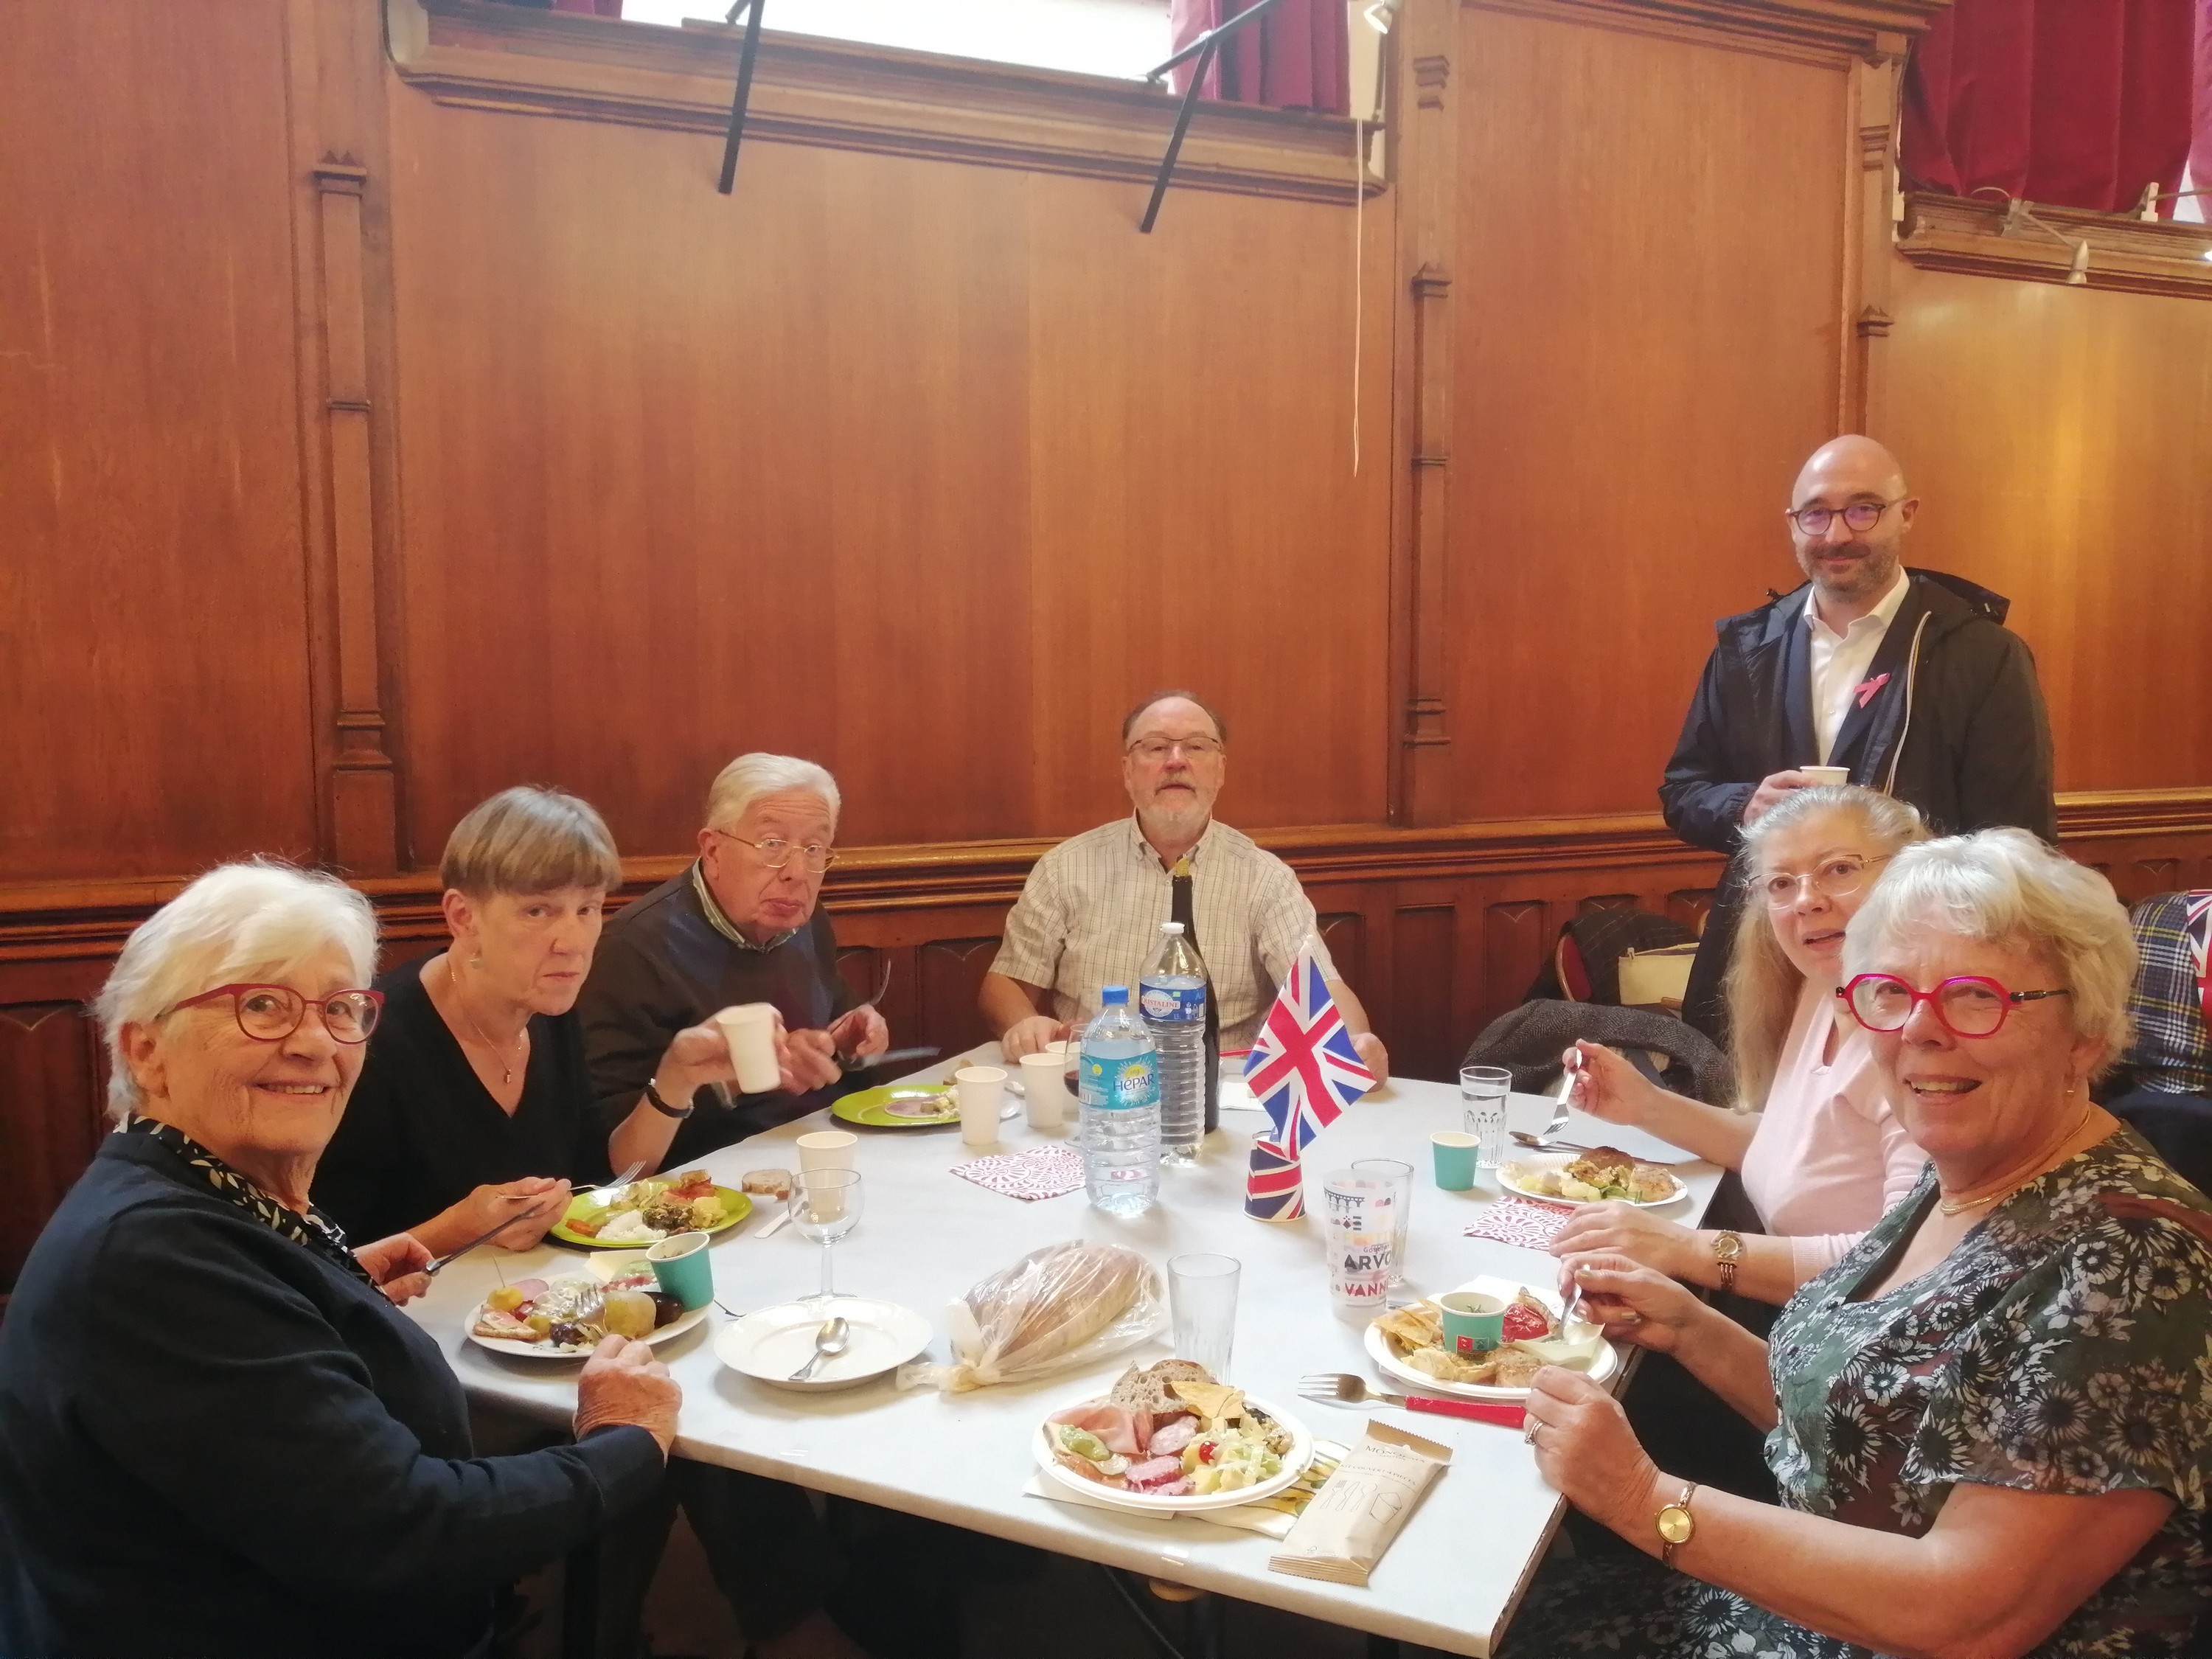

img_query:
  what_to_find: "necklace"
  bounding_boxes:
[1936,1103,2095,1217]
[442,956,527,1087]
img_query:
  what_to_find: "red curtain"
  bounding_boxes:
[1168,0,1349,117]
[1900,0,2196,215]
[2194,0,2212,207]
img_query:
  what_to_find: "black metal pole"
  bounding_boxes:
[716,0,766,196]
[1139,38,1215,234]
[1143,0,1291,83]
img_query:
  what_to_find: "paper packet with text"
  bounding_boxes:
[1267,1420,1450,1586]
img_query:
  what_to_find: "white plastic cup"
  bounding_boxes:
[796,1129,858,1173]
[712,1003,782,1094]
[1017,1052,1068,1130]
[1800,765,1850,787]
[955,1065,1005,1147]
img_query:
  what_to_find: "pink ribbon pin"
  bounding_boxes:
[1854,672,1891,709]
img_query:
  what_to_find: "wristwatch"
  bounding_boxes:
[643,1079,694,1120]
[1656,1481,1698,1567]
[1711,1231,1744,1295]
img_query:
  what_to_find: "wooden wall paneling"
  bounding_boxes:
[0,1004,104,1291]
[1449,3,1851,822]
[915,938,1004,1061]
[1840,35,1907,432]
[0,0,321,882]
[1388,900,1458,1082]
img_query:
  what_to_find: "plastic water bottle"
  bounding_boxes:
[1080,986,1160,1215]
[1139,921,1208,1166]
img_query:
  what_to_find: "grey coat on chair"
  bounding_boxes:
[1462,999,1735,1107]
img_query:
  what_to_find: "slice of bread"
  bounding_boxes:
[1109,1358,1214,1415]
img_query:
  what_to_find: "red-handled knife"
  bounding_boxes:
[1403,1394,1525,1427]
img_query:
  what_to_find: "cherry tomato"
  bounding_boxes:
[1197,1440,1217,1464]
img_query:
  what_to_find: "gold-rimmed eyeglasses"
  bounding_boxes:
[1126,737,1223,762]
[1759,855,1891,909]
[713,831,838,873]
[164,983,384,1043]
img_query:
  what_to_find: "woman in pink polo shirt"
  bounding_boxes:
[1548,785,1929,1303]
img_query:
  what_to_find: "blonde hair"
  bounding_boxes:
[440,786,622,897]
[94,860,377,1123]
[1724,786,1928,1106]
[703,754,841,833]
[1844,829,2136,1074]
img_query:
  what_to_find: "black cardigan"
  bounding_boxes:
[0,1131,664,1658]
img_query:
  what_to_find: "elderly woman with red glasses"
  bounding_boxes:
[0,861,678,1659]
[1517,829,2212,1659]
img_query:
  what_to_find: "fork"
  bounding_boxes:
[1297,1373,1524,1427]
[584,1159,647,1205]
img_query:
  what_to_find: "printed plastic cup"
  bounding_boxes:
[1438,1290,1506,1354]
[712,1003,782,1094]
[1169,1253,1240,1377]
[1352,1158,1413,1286]
[1017,1052,1068,1131]
[956,1065,1005,1148]
[796,1129,858,1174]
[1431,1130,1478,1191]
[1321,1168,1397,1312]
[647,1231,714,1311]
[1460,1065,1512,1169]
[1800,765,1849,787]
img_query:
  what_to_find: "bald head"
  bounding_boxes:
[1787,435,1918,616]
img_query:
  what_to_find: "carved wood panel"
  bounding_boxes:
[0,1004,104,1291]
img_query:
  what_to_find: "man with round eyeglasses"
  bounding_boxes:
[1662,434,2056,1043]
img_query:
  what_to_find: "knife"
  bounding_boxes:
[423,1200,556,1277]
[838,1045,941,1073]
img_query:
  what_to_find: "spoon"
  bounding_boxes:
[1512,1130,1599,1154]
[787,1315,850,1382]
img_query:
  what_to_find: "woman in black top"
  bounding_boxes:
[0,860,678,1659]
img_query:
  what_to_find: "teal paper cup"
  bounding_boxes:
[647,1231,714,1311]
[1438,1290,1506,1355]
[1431,1130,1478,1191]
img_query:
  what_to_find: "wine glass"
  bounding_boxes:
[788,1169,862,1303]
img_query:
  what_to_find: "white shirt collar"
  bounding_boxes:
[1805,566,1910,641]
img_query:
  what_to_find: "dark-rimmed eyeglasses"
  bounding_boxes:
[1786,499,1903,537]
[1837,973,2070,1039]
[1126,737,1223,762]
[166,983,383,1043]
[1760,855,1890,910]
[713,831,837,873]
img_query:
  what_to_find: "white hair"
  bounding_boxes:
[703,753,841,833]
[1843,829,2137,1073]
[94,860,378,1122]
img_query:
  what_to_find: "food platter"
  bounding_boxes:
[549,1183,751,1249]
[1496,1150,1686,1210]
[1365,1276,1615,1402]
[713,1297,932,1392]
[1033,1392,1314,1514]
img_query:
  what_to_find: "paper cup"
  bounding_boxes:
[647,1231,714,1311]
[796,1129,858,1173]
[712,1003,781,1094]
[1017,1053,1068,1130]
[1439,1290,1506,1354]
[956,1065,1005,1147]
[1430,1130,1478,1191]
[1800,765,1850,787]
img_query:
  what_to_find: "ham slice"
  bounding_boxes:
[1145,1416,1197,1456]
[1046,1403,1144,1457]
[1124,1456,1186,1491]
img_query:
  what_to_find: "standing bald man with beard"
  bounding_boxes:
[1663,436,2057,1042]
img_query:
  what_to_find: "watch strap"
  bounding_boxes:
[644,1079,694,1120]
[1713,1231,1742,1295]
[1658,1480,1698,1568]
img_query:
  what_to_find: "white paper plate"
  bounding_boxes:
[714,1297,931,1391]
[1496,1151,1687,1209]
[1365,1276,1617,1401]
[467,1284,710,1361]
[1032,1395,1313,1514]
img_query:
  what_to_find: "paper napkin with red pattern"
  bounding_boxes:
[950,1144,1085,1201]
[1461,1196,1575,1250]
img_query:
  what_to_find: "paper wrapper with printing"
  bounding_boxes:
[1270,1421,1451,1586]
[1245,1138,1306,1220]
[898,1240,1163,1393]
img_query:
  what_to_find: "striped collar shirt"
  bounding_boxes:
[990,816,1332,1049]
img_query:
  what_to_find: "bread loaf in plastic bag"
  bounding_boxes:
[900,1240,1163,1392]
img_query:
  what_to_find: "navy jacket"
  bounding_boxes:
[0,1132,664,1658]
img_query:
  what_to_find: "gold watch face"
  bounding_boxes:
[1657,1506,1695,1546]
[1714,1232,1744,1262]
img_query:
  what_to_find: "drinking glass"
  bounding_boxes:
[1351,1158,1413,1285]
[1460,1065,1512,1169]
[1168,1253,1241,1377]
[1321,1167,1396,1312]
[788,1168,863,1302]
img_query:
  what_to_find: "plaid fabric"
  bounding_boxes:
[990,816,1332,1049]
[2123,891,2212,1095]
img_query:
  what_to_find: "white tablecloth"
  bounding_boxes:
[405,1057,1721,1657]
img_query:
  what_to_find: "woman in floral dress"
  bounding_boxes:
[1514,829,2212,1658]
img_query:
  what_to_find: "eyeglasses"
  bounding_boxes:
[714,832,838,873]
[1760,855,1890,909]
[1837,973,2072,1039]
[1786,498,1903,536]
[166,983,383,1043]
[1126,737,1223,762]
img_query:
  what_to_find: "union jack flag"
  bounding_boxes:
[1245,942,1377,1158]
[2187,891,2211,1025]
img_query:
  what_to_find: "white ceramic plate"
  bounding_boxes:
[1365,1276,1617,1401]
[714,1296,932,1392]
[1496,1151,1686,1209]
[1032,1395,1314,1514]
[467,1282,710,1361]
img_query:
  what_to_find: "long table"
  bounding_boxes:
[406,1058,1719,1657]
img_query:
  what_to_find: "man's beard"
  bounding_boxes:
[1141,791,1208,837]
[1805,543,1899,604]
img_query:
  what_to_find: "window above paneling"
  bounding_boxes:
[619,0,1172,80]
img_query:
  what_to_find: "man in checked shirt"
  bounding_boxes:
[980,690,1389,1079]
